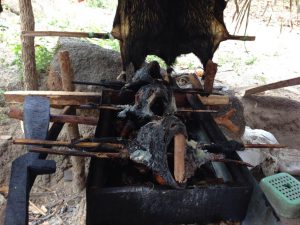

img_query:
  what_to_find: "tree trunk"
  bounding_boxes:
[19,0,38,90]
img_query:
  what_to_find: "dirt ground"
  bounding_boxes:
[0,0,299,224]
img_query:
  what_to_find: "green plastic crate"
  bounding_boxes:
[260,173,300,218]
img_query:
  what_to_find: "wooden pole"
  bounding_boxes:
[244,144,287,149]
[19,0,38,90]
[225,34,256,41]
[59,51,85,193]
[22,31,110,39]
[5,90,228,106]
[244,77,300,96]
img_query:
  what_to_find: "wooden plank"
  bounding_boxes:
[5,91,102,106]
[244,77,300,96]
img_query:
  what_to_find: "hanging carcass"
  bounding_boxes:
[111,0,230,81]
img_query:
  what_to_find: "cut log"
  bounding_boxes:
[244,77,300,96]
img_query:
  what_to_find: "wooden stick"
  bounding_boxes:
[22,31,110,39]
[225,34,256,41]
[244,77,300,96]
[9,107,99,125]
[29,201,47,216]
[212,158,254,167]
[244,144,287,149]
[177,108,217,113]
[174,134,186,183]
[13,138,124,149]
[214,109,240,134]
[5,90,228,106]
[29,147,125,159]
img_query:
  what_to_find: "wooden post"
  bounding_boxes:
[59,51,86,193]
[19,0,38,90]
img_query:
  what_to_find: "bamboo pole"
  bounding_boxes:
[59,51,85,193]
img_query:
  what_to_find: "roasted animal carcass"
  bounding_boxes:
[111,0,229,80]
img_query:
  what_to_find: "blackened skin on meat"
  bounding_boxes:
[111,0,229,79]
